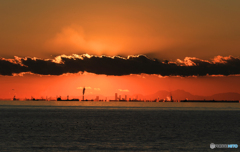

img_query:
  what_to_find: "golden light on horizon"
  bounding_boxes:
[0,0,240,101]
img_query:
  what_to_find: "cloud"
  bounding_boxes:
[0,54,240,77]
[0,57,28,76]
[77,86,91,89]
[118,89,129,92]
[94,88,101,91]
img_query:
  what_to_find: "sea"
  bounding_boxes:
[0,101,239,151]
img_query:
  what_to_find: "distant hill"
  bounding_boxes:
[145,90,240,100]
[207,92,240,100]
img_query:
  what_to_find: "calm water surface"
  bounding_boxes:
[0,101,239,151]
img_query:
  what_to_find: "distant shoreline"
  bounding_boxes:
[1,99,239,103]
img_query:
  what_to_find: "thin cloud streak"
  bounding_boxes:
[0,54,240,77]
[77,86,91,90]
[118,89,129,92]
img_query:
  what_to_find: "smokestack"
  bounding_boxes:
[115,93,118,101]
[83,87,86,101]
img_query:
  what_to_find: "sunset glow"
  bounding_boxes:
[1,1,240,151]
[0,0,240,101]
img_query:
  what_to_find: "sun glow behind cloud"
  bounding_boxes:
[0,1,240,60]
[44,24,174,57]
[45,25,121,56]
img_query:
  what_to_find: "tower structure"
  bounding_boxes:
[115,93,118,101]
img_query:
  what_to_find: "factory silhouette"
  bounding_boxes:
[12,87,239,103]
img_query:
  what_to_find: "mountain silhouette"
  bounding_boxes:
[209,92,240,100]
[145,90,240,100]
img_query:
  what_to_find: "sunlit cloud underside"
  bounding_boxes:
[0,54,240,77]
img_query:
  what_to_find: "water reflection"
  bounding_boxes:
[0,100,239,110]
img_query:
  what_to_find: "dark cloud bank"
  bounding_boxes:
[0,54,240,76]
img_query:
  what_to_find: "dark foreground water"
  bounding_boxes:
[0,102,239,151]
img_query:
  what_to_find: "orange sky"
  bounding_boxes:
[0,0,240,60]
[1,73,240,99]
[0,0,240,99]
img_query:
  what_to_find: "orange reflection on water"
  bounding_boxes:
[0,100,239,111]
